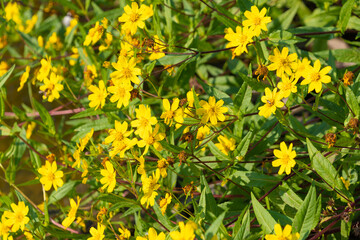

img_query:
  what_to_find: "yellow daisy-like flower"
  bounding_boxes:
[109,138,138,158]
[159,193,172,216]
[148,35,166,61]
[224,26,254,59]
[272,142,296,175]
[258,87,284,118]
[196,96,228,125]
[300,59,332,93]
[137,124,165,155]
[38,160,64,191]
[136,155,146,176]
[39,72,64,102]
[108,81,133,109]
[65,18,78,36]
[215,135,236,156]
[62,196,81,229]
[157,158,169,178]
[100,161,117,193]
[268,47,298,78]
[137,227,165,240]
[84,64,98,87]
[294,57,311,79]
[160,98,184,127]
[99,32,113,52]
[88,223,105,240]
[88,80,108,110]
[17,66,30,92]
[277,74,298,98]
[118,224,131,239]
[3,201,30,232]
[104,121,133,146]
[0,61,9,77]
[131,104,158,137]
[37,56,52,82]
[111,56,141,85]
[141,169,160,208]
[170,221,197,240]
[118,2,154,36]
[83,21,104,46]
[242,6,272,37]
[265,224,299,240]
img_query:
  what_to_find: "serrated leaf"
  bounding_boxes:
[33,99,56,135]
[48,181,78,205]
[251,192,277,234]
[293,185,317,240]
[0,64,15,89]
[338,0,355,33]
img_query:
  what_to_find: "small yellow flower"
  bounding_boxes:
[136,227,165,240]
[157,158,169,178]
[38,36,44,48]
[300,59,331,93]
[141,170,160,208]
[131,105,158,137]
[118,224,131,239]
[170,221,197,240]
[258,87,284,118]
[294,57,311,79]
[104,121,133,146]
[65,18,78,36]
[137,124,165,155]
[148,35,166,61]
[38,160,64,191]
[268,47,298,78]
[62,196,81,229]
[39,72,64,102]
[196,96,228,125]
[0,61,8,77]
[108,81,133,109]
[99,32,113,52]
[3,201,30,232]
[118,2,154,36]
[136,155,146,175]
[26,122,36,139]
[37,57,52,81]
[88,223,105,240]
[160,98,184,127]
[111,56,141,85]
[88,80,108,110]
[215,135,236,155]
[100,161,117,193]
[242,6,272,37]
[272,142,296,175]
[224,26,254,59]
[84,21,104,46]
[109,138,137,158]
[84,65,98,87]
[277,74,298,98]
[265,224,299,240]
[159,193,172,216]
[18,66,31,92]
[0,215,11,240]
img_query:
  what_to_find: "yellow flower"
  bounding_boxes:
[37,57,52,82]
[111,56,141,85]
[242,6,271,37]
[0,61,9,77]
[84,21,104,46]
[100,161,117,193]
[258,87,284,118]
[272,142,296,175]
[104,121,133,146]
[118,2,154,36]
[157,158,169,178]
[45,32,63,50]
[137,124,165,155]
[277,74,298,98]
[300,59,332,93]
[38,36,44,48]
[215,135,236,155]
[39,72,64,102]
[38,160,64,191]
[136,227,165,240]
[196,96,228,125]
[268,47,298,78]
[148,35,166,61]
[26,122,36,139]
[65,18,78,36]
[131,105,158,137]
[3,201,29,232]
[109,138,137,158]
[224,26,254,59]
[141,170,160,208]
[5,2,22,26]
[118,225,131,239]
[108,81,133,108]
[101,17,109,29]
[99,32,113,52]
[78,128,94,152]
[23,15,38,34]
[159,193,172,215]
[170,221,197,240]
[294,57,311,79]
[88,223,105,240]
[88,80,108,110]
[84,65,98,87]
[160,98,184,127]
[62,196,81,229]
[265,224,299,240]
[17,66,30,92]
[0,215,11,240]
[136,155,146,175]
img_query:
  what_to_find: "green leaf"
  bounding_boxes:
[205,211,226,239]
[269,30,304,45]
[0,64,15,89]
[338,0,355,33]
[251,192,277,234]
[345,86,360,117]
[234,209,250,240]
[199,81,233,107]
[48,181,78,205]
[315,48,360,64]
[72,118,112,141]
[53,0,81,13]
[84,8,123,27]
[238,72,266,92]
[18,31,42,54]
[293,185,317,240]
[306,138,353,202]
[70,108,104,119]
[0,93,4,120]
[230,170,280,187]
[234,131,253,159]
[209,1,238,30]
[268,3,299,31]
[199,174,219,221]
[234,82,252,112]
[44,226,87,239]
[153,202,173,230]
[207,141,232,161]
[33,99,56,135]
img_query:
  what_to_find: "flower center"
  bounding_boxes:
[115,132,124,142]
[140,118,149,129]
[267,99,274,106]
[48,172,55,181]
[239,35,248,44]
[130,13,140,22]
[118,87,125,97]
[280,58,290,67]
[122,68,133,79]
[311,72,321,82]
[15,212,24,222]
[165,110,174,119]
[281,154,290,164]
[254,17,262,25]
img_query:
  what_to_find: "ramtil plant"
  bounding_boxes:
[0,0,360,239]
